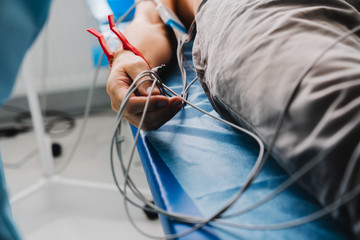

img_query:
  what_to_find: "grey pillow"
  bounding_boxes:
[193,0,360,237]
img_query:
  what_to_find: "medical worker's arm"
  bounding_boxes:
[107,0,199,131]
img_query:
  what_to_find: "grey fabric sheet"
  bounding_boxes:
[192,0,360,237]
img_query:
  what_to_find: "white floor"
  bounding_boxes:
[1,110,164,240]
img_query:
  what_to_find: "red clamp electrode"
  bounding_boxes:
[87,14,150,68]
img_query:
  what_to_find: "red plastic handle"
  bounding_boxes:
[108,15,151,68]
[87,28,114,65]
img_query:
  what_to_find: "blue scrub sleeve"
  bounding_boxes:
[0,0,51,239]
[0,0,52,105]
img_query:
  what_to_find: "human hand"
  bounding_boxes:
[107,51,183,131]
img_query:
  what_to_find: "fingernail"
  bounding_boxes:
[156,101,167,108]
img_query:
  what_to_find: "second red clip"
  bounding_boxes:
[87,14,150,68]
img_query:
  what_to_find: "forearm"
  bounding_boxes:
[116,1,175,68]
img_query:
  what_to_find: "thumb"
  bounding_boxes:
[122,54,161,96]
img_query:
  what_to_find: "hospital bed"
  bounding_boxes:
[86,1,354,238]
[131,41,354,239]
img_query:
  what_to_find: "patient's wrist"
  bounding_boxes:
[111,49,149,71]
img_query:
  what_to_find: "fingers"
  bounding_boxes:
[125,61,160,97]
[126,95,170,114]
[111,51,160,96]
[107,72,135,112]
[108,50,181,130]
[107,74,164,112]
[125,96,183,131]
[107,51,157,112]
